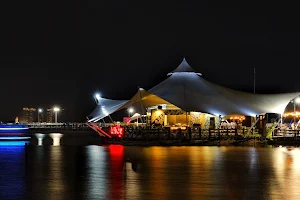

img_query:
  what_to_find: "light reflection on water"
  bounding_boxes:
[270,147,300,200]
[2,145,300,199]
[0,145,26,200]
[85,146,108,199]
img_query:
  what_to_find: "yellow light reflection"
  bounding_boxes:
[148,146,168,198]
[270,147,300,199]
[249,147,258,170]
[124,162,140,200]
[49,133,63,146]
[185,146,224,198]
[46,147,65,199]
[188,146,215,197]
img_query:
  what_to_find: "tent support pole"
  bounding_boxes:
[138,86,145,124]
[186,111,188,126]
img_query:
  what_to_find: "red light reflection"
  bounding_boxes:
[108,145,125,199]
[109,145,124,156]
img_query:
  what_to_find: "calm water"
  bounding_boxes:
[1,142,300,200]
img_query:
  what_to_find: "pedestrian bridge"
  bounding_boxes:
[27,123,93,132]
[27,122,111,138]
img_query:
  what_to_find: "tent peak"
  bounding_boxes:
[167,58,202,76]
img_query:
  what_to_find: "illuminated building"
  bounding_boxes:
[22,107,36,123]
[88,58,300,130]
[46,108,53,123]
[37,112,44,122]
[37,108,44,122]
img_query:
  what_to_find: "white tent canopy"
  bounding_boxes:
[116,88,179,114]
[88,58,300,121]
[148,58,300,116]
[88,88,176,122]
[88,98,128,122]
[130,113,146,121]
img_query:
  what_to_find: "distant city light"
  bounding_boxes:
[38,108,43,113]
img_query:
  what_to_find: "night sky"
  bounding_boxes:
[1,0,299,122]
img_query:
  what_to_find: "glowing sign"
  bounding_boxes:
[110,126,124,138]
[123,117,130,124]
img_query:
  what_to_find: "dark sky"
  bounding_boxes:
[1,0,299,122]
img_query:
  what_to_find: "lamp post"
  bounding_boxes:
[294,102,296,130]
[94,93,101,104]
[38,108,43,123]
[53,107,60,123]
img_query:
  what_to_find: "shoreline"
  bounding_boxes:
[107,139,300,147]
[106,139,270,147]
[26,131,300,147]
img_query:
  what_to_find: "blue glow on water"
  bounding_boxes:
[0,145,26,199]
[0,141,30,146]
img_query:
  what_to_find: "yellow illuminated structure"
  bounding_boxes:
[229,116,245,121]
[223,114,246,121]
[49,133,63,146]
[283,112,300,117]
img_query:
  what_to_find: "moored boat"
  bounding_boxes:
[0,124,31,141]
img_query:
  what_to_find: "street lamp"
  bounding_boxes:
[53,107,60,123]
[94,93,101,104]
[38,108,43,123]
[128,108,133,117]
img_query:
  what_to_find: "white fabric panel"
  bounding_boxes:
[88,98,128,122]
[116,88,178,114]
[89,58,300,120]
[149,59,300,116]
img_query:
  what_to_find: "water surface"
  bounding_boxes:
[1,143,299,200]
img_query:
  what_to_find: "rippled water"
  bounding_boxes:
[1,143,300,200]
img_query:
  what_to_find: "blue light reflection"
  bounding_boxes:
[0,145,26,199]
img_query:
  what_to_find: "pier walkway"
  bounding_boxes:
[27,123,94,134]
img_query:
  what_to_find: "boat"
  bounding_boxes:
[0,124,31,141]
